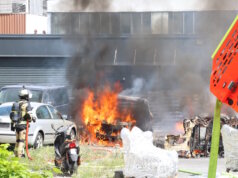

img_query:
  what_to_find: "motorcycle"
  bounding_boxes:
[51,124,80,175]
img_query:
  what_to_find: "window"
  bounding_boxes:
[51,13,72,34]
[71,13,80,34]
[0,106,11,116]
[151,13,168,34]
[100,14,110,34]
[36,106,51,119]
[142,13,151,34]
[111,13,120,34]
[90,13,100,34]
[173,12,183,34]
[42,92,50,103]
[0,88,42,103]
[80,14,90,34]
[43,0,47,16]
[120,13,131,34]
[48,106,62,120]
[12,3,26,13]
[48,88,69,106]
[184,12,194,34]
[132,13,142,34]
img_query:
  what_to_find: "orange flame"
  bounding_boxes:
[175,121,184,133]
[80,83,136,146]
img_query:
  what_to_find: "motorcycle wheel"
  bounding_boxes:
[61,158,69,175]
[69,162,78,175]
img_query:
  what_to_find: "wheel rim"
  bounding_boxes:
[36,134,43,148]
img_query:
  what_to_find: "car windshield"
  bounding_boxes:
[0,88,42,103]
[0,106,11,116]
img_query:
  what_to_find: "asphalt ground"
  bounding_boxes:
[178,158,227,178]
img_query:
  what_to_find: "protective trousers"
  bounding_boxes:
[14,129,26,157]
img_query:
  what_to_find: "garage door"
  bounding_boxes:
[0,56,69,88]
[0,67,68,87]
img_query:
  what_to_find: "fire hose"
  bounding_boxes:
[25,120,33,160]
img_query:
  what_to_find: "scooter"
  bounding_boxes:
[51,124,80,175]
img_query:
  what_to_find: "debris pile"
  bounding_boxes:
[163,114,238,158]
[95,121,132,142]
[121,126,178,178]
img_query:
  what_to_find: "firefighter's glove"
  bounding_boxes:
[32,117,36,123]
[27,111,34,122]
[24,113,31,122]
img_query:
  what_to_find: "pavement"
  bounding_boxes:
[54,158,237,178]
[178,158,230,178]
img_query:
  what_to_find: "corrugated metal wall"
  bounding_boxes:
[0,67,68,87]
[0,14,26,34]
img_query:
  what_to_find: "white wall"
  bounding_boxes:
[26,14,48,34]
[48,0,238,12]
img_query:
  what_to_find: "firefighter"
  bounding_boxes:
[10,87,34,157]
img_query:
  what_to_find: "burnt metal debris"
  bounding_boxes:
[96,121,132,142]
[162,114,238,158]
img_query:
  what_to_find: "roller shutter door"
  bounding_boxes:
[0,67,68,87]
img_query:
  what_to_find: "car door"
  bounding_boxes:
[35,105,53,144]
[47,105,65,131]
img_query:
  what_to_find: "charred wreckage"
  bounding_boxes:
[76,93,153,145]
[161,114,238,158]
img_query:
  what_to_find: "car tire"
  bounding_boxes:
[70,129,76,140]
[34,132,44,149]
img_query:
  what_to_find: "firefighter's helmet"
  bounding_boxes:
[19,88,32,99]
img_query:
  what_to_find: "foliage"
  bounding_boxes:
[1,144,124,178]
[76,145,124,178]
[0,144,52,178]
[20,146,61,177]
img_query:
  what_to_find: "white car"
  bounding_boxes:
[0,102,77,148]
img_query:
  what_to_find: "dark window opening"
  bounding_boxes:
[90,13,100,34]
[100,14,110,34]
[132,13,142,34]
[80,14,90,34]
[120,13,131,34]
[111,13,120,34]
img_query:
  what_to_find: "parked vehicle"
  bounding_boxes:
[0,102,77,148]
[52,124,80,175]
[0,85,69,116]
[117,95,153,131]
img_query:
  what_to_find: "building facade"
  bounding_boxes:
[0,0,48,34]
[0,0,238,122]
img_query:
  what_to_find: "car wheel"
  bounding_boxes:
[70,129,76,140]
[34,132,44,149]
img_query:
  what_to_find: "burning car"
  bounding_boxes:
[163,114,238,158]
[72,85,153,146]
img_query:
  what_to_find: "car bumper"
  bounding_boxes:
[0,131,34,145]
[0,131,15,143]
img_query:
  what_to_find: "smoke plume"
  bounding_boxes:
[52,0,238,133]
